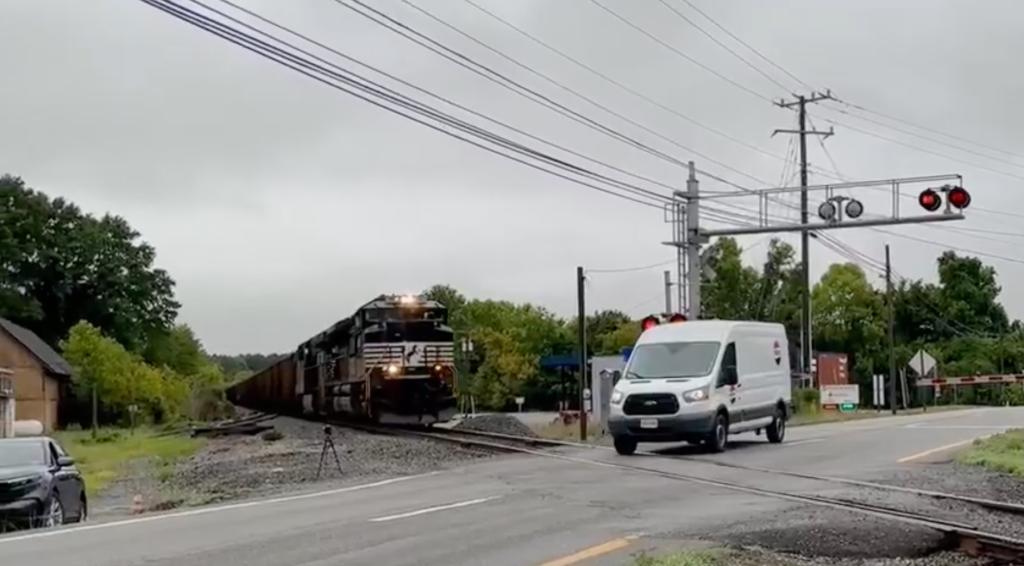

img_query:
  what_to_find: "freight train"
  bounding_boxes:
[227,294,457,424]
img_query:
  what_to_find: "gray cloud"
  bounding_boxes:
[3,0,1023,352]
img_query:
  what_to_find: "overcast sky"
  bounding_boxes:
[3,0,1024,353]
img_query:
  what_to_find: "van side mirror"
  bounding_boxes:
[723,365,738,386]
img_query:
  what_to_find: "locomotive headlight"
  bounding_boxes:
[386,364,401,376]
[433,364,443,372]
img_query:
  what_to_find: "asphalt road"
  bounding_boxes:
[2,407,1021,566]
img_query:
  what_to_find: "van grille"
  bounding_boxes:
[623,393,679,415]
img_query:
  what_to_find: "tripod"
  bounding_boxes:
[316,425,343,480]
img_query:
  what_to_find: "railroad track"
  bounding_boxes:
[335,422,1024,562]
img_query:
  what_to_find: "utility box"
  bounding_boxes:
[816,352,849,387]
[0,369,13,439]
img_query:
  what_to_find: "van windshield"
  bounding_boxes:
[626,341,721,379]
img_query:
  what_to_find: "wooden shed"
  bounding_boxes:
[0,318,73,432]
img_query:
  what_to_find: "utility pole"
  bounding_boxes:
[774,91,834,378]
[886,244,897,415]
[576,266,588,441]
[663,270,673,316]
[684,162,702,319]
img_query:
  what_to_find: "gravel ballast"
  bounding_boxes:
[168,417,494,500]
[453,414,539,437]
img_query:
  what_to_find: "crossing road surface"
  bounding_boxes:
[2,407,1021,566]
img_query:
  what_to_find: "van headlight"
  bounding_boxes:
[610,390,625,405]
[682,387,708,403]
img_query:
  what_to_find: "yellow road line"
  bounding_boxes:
[898,437,983,463]
[539,536,638,566]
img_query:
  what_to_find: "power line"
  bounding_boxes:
[654,0,793,92]
[458,0,840,180]
[588,259,676,274]
[832,97,1024,162]
[675,0,814,91]
[209,0,682,198]
[391,0,771,190]
[142,0,669,209]
[587,0,778,103]
[821,117,1024,183]
[822,102,1024,171]
[872,227,1024,266]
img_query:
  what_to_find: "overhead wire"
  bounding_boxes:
[822,102,1024,170]
[208,0,683,197]
[654,0,794,92]
[674,0,814,91]
[142,0,670,209]
[389,0,772,189]
[458,0,841,180]
[832,97,1024,162]
[588,0,778,103]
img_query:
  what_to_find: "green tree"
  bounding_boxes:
[61,321,188,424]
[935,251,1009,337]
[0,175,179,349]
[144,325,207,376]
[701,237,761,319]
[422,284,467,317]
[811,263,885,380]
[595,320,641,355]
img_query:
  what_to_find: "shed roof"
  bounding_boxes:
[0,318,73,377]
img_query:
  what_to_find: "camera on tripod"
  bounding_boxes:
[323,425,332,437]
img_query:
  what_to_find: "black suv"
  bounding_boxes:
[0,437,87,530]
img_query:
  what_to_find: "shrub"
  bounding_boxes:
[793,388,820,415]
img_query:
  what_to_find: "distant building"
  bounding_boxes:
[0,318,73,431]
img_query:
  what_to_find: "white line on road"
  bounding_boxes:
[779,438,825,447]
[897,437,990,463]
[368,496,500,522]
[905,424,1013,430]
[0,472,439,545]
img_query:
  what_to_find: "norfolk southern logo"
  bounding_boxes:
[404,344,420,364]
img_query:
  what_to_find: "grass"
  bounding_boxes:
[957,429,1024,477]
[633,549,725,566]
[54,428,205,497]
[790,404,968,427]
[530,420,606,442]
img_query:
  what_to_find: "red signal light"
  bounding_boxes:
[918,189,941,212]
[668,313,687,323]
[641,315,660,331]
[948,186,971,209]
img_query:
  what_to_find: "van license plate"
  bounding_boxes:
[640,418,658,429]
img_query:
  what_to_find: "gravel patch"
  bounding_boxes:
[166,417,495,503]
[709,546,987,566]
[687,504,953,559]
[454,414,538,437]
[878,462,1024,506]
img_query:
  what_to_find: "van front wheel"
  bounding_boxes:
[613,436,637,455]
[704,414,728,453]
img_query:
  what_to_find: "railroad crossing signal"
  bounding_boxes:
[918,188,941,211]
[918,185,971,212]
[641,315,659,331]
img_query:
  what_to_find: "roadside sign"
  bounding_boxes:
[820,384,859,407]
[907,350,936,378]
[514,396,525,412]
[839,403,856,412]
[872,374,886,408]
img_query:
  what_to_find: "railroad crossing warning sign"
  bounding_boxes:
[907,349,937,378]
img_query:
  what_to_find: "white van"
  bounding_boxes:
[607,320,792,455]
